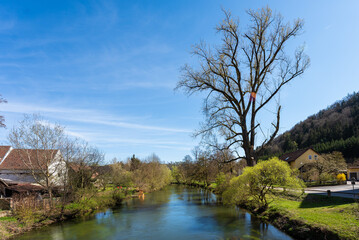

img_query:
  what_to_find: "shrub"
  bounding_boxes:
[171,166,181,183]
[336,173,346,182]
[223,157,304,211]
[214,172,231,196]
[319,172,336,182]
[132,160,172,192]
[14,205,42,227]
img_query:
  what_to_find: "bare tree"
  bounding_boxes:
[57,136,82,212]
[177,7,310,166]
[69,140,104,190]
[0,95,7,128]
[8,114,67,206]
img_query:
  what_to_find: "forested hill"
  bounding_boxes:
[260,92,359,162]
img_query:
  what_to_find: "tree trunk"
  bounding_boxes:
[49,188,53,210]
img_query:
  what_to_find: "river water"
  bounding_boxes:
[17,185,292,240]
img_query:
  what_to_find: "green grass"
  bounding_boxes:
[0,216,17,222]
[269,194,359,239]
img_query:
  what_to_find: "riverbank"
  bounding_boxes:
[0,188,132,240]
[0,208,79,239]
[177,181,359,240]
[242,193,359,240]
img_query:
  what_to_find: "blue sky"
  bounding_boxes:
[0,0,359,163]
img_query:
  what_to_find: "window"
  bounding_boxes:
[314,155,318,160]
[308,155,312,160]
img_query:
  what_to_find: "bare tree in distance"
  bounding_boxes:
[0,95,7,128]
[69,140,104,190]
[177,7,310,166]
[8,114,67,206]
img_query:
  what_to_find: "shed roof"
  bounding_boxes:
[0,178,44,193]
[7,183,44,193]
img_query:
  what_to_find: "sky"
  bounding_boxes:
[0,0,359,163]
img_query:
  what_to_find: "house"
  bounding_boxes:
[347,165,359,180]
[0,146,66,186]
[279,148,323,169]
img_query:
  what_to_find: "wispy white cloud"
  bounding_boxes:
[2,102,191,133]
[36,119,90,140]
[0,101,196,161]
[95,137,192,151]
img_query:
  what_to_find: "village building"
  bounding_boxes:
[0,146,66,186]
[279,148,323,170]
[347,165,359,180]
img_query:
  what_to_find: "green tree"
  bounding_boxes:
[282,133,297,153]
[130,154,141,171]
[171,166,181,183]
[223,157,304,211]
[111,162,133,187]
[132,154,172,192]
[214,172,231,196]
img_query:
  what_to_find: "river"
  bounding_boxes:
[17,185,293,240]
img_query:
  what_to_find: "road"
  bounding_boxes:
[305,181,359,199]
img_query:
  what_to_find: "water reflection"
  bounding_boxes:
[17,185,292,240]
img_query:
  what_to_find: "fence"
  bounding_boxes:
[10,196,61,211]
[0,198,11,210]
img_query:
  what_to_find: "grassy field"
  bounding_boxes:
[267,194,359,239]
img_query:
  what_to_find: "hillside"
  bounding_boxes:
[260,92,359,162]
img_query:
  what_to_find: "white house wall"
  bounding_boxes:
[48,150,67,186]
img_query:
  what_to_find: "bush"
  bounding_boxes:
[214,172,231,196]
[14,205,42,227]
[112,163,133,187]
[336,173,346,182]
[171,166,181,183]
[319,172,335,182]
[132,160,172,192]
[223,157,304,211]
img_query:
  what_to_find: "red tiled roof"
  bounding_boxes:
[279,148,316,163]
[0,146,11,160]
[0,149,59,170]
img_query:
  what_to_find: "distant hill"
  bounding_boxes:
[260,92,359,162]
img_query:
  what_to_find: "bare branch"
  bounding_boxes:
[176,7,309,166]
